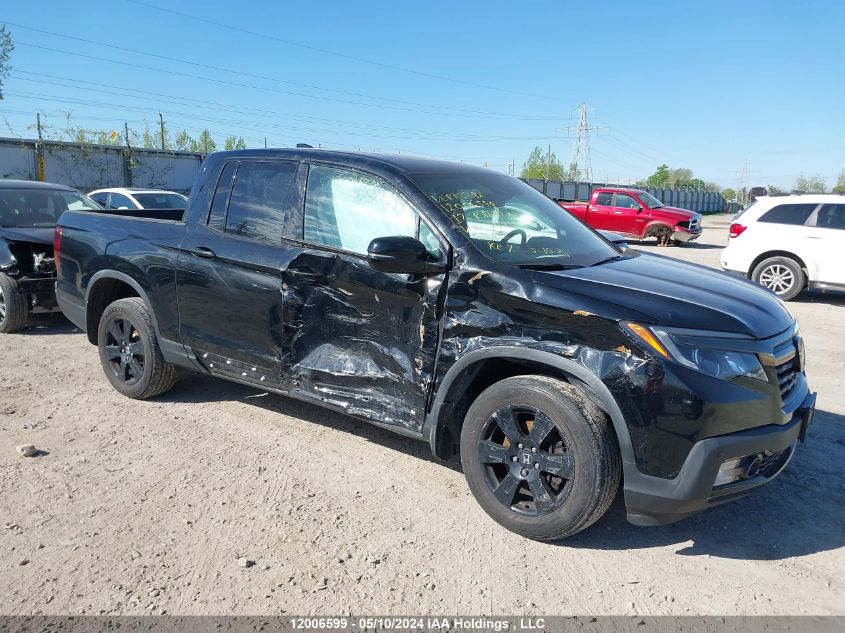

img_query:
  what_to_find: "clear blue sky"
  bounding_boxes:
[1,0,843,191]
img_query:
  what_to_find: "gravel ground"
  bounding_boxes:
[1,215,843,616]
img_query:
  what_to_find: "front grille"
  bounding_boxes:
[776,357,799,400]
[688,215,701,231]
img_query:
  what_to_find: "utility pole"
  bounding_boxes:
[35,113,45,181]
[545,145,552,180]
[264,137,267,149]
[124,122,133,187]
[563,103,606,183]
[158,112,166,150]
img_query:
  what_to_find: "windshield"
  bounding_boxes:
[637,191,664,209]
[132,192,187,209]
[0,188,99,228]
[410,171,619,267]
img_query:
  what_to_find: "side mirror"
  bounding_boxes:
[367,235,445,275]
[635,205,644,213]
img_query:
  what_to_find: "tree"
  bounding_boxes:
[520,146,564,180]
[174,130,193,151]
[669,168,693,185]
[720,188,736,201]
[190,129,216,154]
[224,136,247,150]
[141,126,159,149]
[767,184,785,195]
[794,174,826,193]
[646,164,671,188]
[0,26,13,100]
[832,171,845,194]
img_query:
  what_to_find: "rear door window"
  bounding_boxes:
[594,192,613,206]
[213,161,298,243]
[758,203,817,226]
[207,162,237,231]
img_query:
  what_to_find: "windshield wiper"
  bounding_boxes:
[518,262,584,271]
[588,255,624,267]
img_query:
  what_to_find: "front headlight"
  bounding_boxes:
[623,322,768,382]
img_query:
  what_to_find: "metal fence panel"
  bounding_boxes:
[42,145,126,192]
[0,137,203,193]
[0,144,35,180]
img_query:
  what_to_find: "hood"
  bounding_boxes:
[0,227,55,245]
[653,205,697,220]
[530,252,793,339]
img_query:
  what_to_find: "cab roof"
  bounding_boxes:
[209,148,496,177]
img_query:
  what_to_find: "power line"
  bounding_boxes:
[4,22,560,120]
[124,0,557,102]
[3,89,565,143]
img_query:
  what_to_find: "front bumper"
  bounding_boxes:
[624,391,815,526]
[671,227,703,243]
[16,276,60,312]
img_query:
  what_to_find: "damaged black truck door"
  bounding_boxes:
[281,164,448,430]
[176,159,305,386]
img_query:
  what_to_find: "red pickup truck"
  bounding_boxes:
[557,187,702,246]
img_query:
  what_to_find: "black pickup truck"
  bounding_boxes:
[55,149,816,540]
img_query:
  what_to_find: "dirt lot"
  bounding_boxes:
[1,215,843,616]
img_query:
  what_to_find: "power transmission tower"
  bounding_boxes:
[563,103,605,182]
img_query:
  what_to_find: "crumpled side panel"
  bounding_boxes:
[281,250,444,430]
[433,269,709,477]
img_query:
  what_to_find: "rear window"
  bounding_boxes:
[133,193,187,209]
[815,203,845,230]
[758,203,817,226]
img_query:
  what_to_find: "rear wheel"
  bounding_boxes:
[752,256,805,301]
[0,273,29,333]
[460,375,621,541]
[97,297,177,399]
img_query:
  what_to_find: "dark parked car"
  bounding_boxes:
[0,179,99,333]
[54,150,815,540]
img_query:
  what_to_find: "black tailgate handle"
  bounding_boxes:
[188,246,216,259]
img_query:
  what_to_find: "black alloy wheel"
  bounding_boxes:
[103,316,146,385]
[478,404,574,517]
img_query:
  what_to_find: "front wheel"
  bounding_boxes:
[0,273,29,333]
[97,297,177,399]
[460,375,621,541]
[752,256,805,301]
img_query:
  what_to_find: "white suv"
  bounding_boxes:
[721,195,845,300]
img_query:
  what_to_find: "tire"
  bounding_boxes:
[460,375,621,541]
[751,256,805,301]
[650,225,671,247]
[97,297,177,399]
[0,273,29,333]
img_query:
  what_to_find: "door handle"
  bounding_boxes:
[287,268,330,283]
[188,246,216,258]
